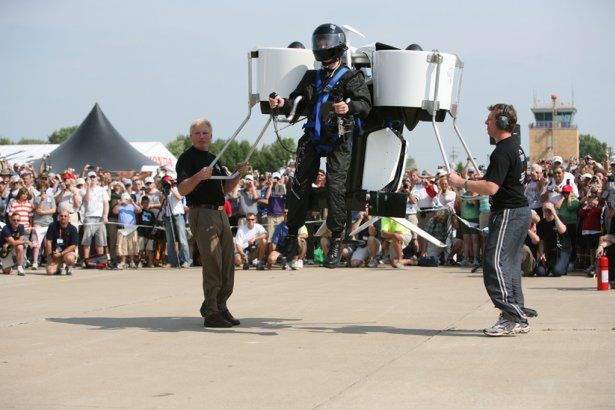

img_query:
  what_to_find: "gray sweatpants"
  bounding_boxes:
[483,207,531,323]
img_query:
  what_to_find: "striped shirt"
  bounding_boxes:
[7,200,34,229]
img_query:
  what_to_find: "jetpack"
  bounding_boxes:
[208,26,482,247]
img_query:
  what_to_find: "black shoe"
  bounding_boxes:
[242,262,250,270]
[522,307,538,318]
[323,238,342,269]
[256,261,265,271]
[220,309,240,326]
[204,312,233,328]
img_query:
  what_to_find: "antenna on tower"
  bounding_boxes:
[571,85,575,105]
[532,89,537,106]
[450,146,458,164]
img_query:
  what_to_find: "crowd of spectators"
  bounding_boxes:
[2,151,614,288]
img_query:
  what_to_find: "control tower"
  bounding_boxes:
[529,94,579,163]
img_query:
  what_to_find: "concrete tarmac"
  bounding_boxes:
[1,265,614,409]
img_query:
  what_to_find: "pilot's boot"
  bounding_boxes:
[283,234,298,261]
[323,237,343,269]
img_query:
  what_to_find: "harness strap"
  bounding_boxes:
[313,67,349,143]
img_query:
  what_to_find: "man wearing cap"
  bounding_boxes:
[539,165,578,205]
[55,174,82,227]
[80,171,110,262]
[550,156,576,186]
[237,174,260,226]
[177,118,248,328]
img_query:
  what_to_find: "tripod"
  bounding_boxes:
[158,192,181,269]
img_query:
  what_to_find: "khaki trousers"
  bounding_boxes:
[189,208,235,318]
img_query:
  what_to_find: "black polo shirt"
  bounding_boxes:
[484,136,528,211]
[45,221,79,251]
[176,146,228,207]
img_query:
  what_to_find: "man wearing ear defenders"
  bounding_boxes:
[448,104,531,337]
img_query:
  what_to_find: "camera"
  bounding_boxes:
[161,178,175,195]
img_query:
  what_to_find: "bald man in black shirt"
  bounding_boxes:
[177,118,248,328]
[449,104,531,337]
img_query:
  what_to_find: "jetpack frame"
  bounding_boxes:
[206,29,484,248]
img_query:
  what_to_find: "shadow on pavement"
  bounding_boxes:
[46,317,301,336]
[47,317,484,338]
[300,325,484,337]
[527,287,596,291]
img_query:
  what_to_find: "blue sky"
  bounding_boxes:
[1,0,613,169]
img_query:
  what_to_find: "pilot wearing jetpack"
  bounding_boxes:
[269,23,371,268]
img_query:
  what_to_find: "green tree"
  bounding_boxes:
[579,134,608,162]
[166,134,191,158]
[48,126,78,144]
[167,134,297,173]
[404,155,416,170]
[455,161,464,174]
[17,138,47,145]
[0,137,12,145]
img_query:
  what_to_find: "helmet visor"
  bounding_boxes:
[312,32,344,50]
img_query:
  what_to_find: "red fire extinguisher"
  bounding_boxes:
[597,256,609,291]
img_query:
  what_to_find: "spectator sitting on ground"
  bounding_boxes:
[380,216,415,268]
[267,209,307,270]
[423,209,451,263]
[349,209,381,268]
[535,202,571,277]
[6,187,34,267]
[113,192,142,269]
[45,210,79,276]
[0,213,31,276]
[522,210,541,276]
[234,212,268,270]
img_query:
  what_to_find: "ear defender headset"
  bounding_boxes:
[495,104,512,131]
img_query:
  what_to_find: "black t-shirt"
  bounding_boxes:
[45,221,79,251]
[176,146,228,207]
[138,209,155,236]
[0,224,26,246]
[536,219,571,252]
[484,137,528,211]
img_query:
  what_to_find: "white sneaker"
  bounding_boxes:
[367,257,378,268]
[116,263,125,270]
[290,260,298,270]
[17,266,26,276]
[295,259,303,269]
[514,322,531,334]
[31,263,39,270]
[252,258,260,267]
[483,314,516,337]
[65,265,74,276]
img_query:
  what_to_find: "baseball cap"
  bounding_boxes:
[551,156,563,164]
[10,175,20,182]
[244,174,254,181]
[63,172,76,180]
[144,176,155,184]
[580,173,593,180]
[123,178,132,186]
[121,193,131,202]
[75,178,85,185]
[87,171,97,178]
[271,172,281,180]
[562,185,573,193]
[436,169,447,178]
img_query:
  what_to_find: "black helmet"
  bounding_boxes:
[311,23,347,62]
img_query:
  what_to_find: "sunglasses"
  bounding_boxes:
[246,218,256,221]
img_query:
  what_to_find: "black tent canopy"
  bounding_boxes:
[45,103,157,171]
